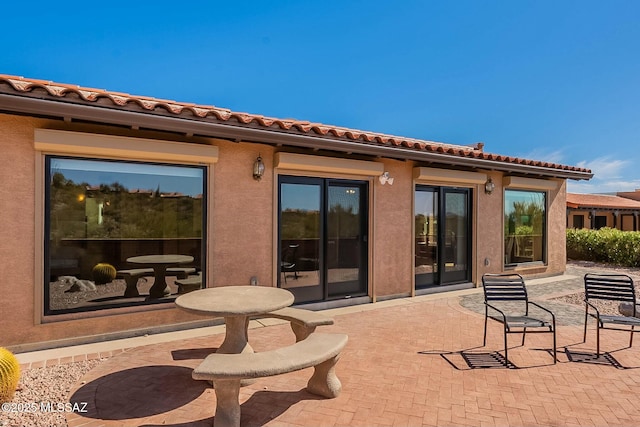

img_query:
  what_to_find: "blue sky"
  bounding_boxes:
[2,1,639,194]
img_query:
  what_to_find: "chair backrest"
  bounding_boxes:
[282,244,299,263]
[584,273,636,303]
[482,273,528,302]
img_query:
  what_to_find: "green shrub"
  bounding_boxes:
[567,227,640,267]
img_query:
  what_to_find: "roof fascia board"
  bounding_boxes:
[568,206,640,211]
[0,94,593,180]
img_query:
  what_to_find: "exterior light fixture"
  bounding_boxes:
[253,155,265,180]
[379,171,394,185]
[484,177,495,195]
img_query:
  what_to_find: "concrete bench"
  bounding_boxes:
[175,272,202,294]
[117,267,196,297]
[193,332,347,427]
[256,307,334,342]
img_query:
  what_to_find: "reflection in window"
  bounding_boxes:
[46,156,206,314]
[504,190,545,265]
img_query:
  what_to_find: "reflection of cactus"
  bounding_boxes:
[0,347,20,403]
[92,263,117,285]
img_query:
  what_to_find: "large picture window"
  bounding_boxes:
[504,189,546,266]
[45,156,206,315]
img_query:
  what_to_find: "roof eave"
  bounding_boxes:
[0,94,593,181]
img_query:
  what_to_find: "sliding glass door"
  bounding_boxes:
[415,185,471,289]
[278,176,368,304]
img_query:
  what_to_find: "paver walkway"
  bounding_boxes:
[61,266,640,426]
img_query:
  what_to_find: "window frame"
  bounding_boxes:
[35,129,218,323]
[503,188,548,268]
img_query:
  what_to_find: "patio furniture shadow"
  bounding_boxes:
[171,347,218,360]
[563,347,640,369]
[419,346,555,370]
[69,365,208,420]
[439,350,518,369]
[139,389,322,427]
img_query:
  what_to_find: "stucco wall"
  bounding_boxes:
[567,211,638,231]
[475,171,505,280]
[0,114,277,349]
[371,159,413,298]
[547,180,568,274]
[0,113,570,350]
[210,141,274,287]
[0,114,38,343]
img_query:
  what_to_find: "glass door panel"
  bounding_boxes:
[279,179,323,303]
[415,186,471,289]
[415,188,438,287]
[442,189,470,283]
[327,182,367,297]
[279,176,369,304]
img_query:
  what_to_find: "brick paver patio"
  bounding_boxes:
[62,266,640,426]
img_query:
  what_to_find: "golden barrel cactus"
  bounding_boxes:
[92,263,117,285]
[0,347,20,403]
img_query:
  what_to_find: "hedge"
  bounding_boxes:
[567,227,640,267]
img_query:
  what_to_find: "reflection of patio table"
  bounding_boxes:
[175,286,295,354]
[126,254,194,299]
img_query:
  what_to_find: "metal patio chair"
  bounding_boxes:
[281,244,299,283]
[482,273,557,365]
[583,273,640,357]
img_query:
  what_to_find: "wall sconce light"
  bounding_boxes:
[253,154,265,180]
[379,171,394,185]
[484,177,495,195]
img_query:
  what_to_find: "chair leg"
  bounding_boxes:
[630,325,635,349]
[521,327,527,347]
[583,307,589,343]
[483,310,488,346]
[596,322,601,358]
[503,325,509,366]
[552,326,557,364]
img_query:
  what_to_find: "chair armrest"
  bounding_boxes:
[527,301,556,323]
[585,300,601,318]
[485,302,508,322]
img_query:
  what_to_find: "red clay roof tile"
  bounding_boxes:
[0,74,591,175]
[567,193,640,209]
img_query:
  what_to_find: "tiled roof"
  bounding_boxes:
[0,74,591,176]
[567,193,640,209]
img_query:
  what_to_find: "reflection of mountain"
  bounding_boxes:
[328,204,359,238]
[281,209,320,239]
[283,208,320,213]
[50,174,203,239]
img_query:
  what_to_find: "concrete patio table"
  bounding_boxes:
[126,254,194,299]
[175,286,295,354]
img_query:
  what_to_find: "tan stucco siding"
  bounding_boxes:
[0,113,571,350]
[547,180,568,273]
[1,114,38,339]
[210,141,275,288]
[475,171,504,280]
[371,160,413,298]
[0,115,217,348]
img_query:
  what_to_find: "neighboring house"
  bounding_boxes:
[567,192,640,231]
[0,74,592,351]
